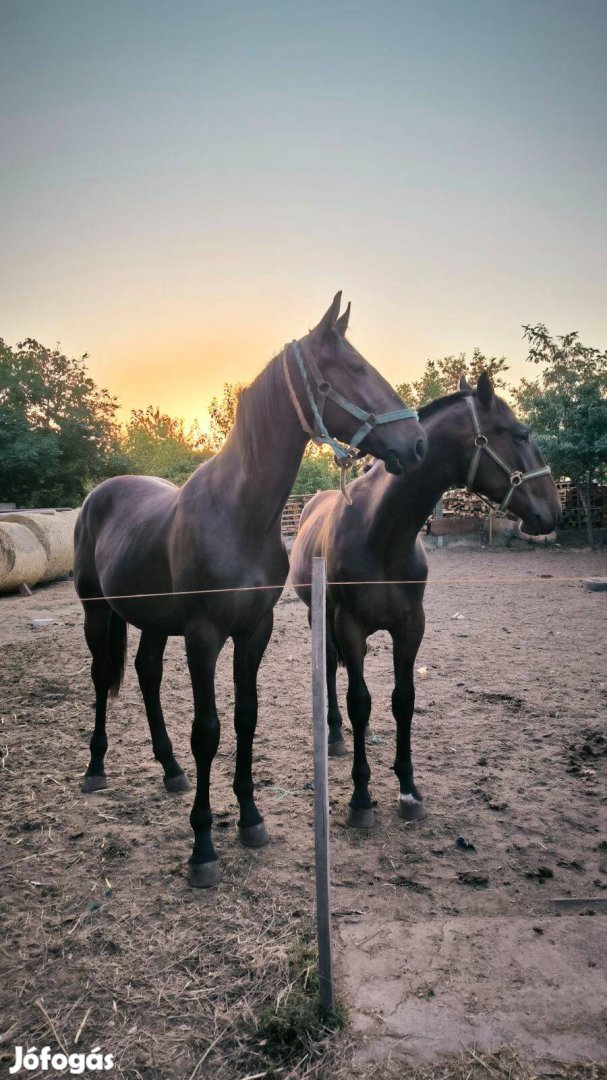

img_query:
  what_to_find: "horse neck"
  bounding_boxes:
[367,404,468,550]
[188,350,309,534]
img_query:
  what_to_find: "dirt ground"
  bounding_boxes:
[1,544,606,1079]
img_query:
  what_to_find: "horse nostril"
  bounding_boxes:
[414,436,427,463]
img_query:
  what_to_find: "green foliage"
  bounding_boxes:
[0,338,126,506]
[291,444,342,495]
[290,444,366,496]
[514,324,607,546]
[397,349,510,409]
[208,381,244,449]
[122,406,211,485]
[514,324,607,482]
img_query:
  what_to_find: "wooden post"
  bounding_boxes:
[434,496,444,548]
[311,556,335,1014]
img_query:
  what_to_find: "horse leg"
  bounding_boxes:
[334,607,374,828]
[306,608,345,756]
[134,631,190,794]
[81,604,114,792]
[326,620,347,756]
[232,612,273,848]
[391,610,426,822]
[185,622,226,888]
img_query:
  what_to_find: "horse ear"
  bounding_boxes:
[334,301,351,337]
[476,371,495,408]
[313,291,342,338]
[459,375,473,393]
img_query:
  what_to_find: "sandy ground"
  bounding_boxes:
[0,544,606,1078]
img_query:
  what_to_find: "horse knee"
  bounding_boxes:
[135,652,162,690]
[191,715,220,758]
[347,684,371,726]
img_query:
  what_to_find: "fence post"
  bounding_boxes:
[434,496,444,548]
[311,556,335,1014]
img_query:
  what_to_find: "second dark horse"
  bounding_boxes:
[291,374,561,827]
[74,294,427,886]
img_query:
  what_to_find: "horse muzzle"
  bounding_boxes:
[383,431,428,475]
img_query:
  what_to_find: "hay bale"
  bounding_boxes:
[0,510,78,582]
[0,522,47,593]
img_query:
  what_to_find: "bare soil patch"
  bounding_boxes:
[1,546,606,1078]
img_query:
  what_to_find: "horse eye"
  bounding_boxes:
[516,431,530,443]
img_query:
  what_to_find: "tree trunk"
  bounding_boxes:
[576,479,595,549]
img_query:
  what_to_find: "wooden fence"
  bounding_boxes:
[281,482,607,536]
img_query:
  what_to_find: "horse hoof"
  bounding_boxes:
[164,772,191,793]
[347,806,375,829]
[238,822,269,848]
[328,739,347,757]
[398,796,426,822]
[81,774,107,793]
[187,860,221,888]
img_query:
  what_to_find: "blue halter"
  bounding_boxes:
[289,339,418,465]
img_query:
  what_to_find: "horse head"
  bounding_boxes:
[291,293,427,475]
[460,373,561,536]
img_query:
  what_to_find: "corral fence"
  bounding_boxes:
[280,481,607,538]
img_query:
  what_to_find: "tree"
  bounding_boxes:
[208,382,244,450]
[514,325,607,547]
[396,349,510,409]
[122,407,211,485]
[0,338,126,506]
[291,444,343,495]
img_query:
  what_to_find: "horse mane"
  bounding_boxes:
[234,349,286,469]
[418,389,471,422]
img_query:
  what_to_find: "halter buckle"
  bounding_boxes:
[510,471,523,486]
[474,434,488,447]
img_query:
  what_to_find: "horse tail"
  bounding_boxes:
[108,611,128,698]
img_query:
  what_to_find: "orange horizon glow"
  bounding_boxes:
[2,3,606,430]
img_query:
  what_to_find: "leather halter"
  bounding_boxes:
[282,335,419,504]
[464,394,551,513]
[283,336,418,465]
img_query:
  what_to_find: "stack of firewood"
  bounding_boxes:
[440,488,491,520]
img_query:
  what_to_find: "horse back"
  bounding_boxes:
[75,474,178,600]
[290,489,340,605]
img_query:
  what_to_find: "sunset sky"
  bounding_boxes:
[1,0,606,430]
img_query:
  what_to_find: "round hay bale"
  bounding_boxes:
[0,522,47,593]
[0,510,79,582]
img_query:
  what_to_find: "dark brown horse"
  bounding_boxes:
[74,294,427,886]
[291,374,561,827]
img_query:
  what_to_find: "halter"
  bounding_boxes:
[464,394,551,513]
[282,337,418,504]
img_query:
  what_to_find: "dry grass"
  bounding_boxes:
[1,834,349,1079]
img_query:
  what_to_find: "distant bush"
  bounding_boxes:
[121,406,212,486]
